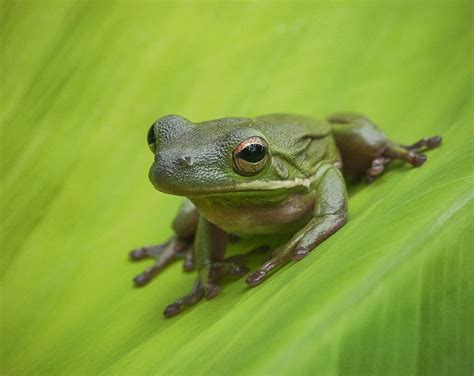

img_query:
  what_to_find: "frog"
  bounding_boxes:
[130,113,441,317]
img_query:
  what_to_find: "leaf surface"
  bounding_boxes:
[1,1,472,375]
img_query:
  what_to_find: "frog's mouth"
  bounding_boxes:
[151,176,313,197]
[150,161,333,197]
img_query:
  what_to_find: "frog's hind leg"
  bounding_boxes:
[385,136,442,166]
[327,113,442,182]
[402,136,442,152]
[129,199,199,286]
[369,136,442,182]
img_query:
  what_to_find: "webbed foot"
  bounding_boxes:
[130,236,195,286]
[163,246,269,317]
[163,280,212,317]
[366,135,442,182]
[245,249,290,287]
[162,261,248,318]
[163,276,225,318]
[245,245,309,286]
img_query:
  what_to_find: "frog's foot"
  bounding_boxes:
[210,261,250,281]
[129,236,195,287]
[365,157,390,183]
[163,247,271,317]
[245,243,329,286]
[245,245,307,286]
[163,280,220,318]
[245,252,289,287]
[247,210,346,287]
[402,136,443,152]
[211,246,270,280]
[366,135,442,182]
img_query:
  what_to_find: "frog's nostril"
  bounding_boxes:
[180,156,194,167]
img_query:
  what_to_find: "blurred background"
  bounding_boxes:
[1,1,472,375]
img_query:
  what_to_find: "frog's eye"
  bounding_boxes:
[147,124,157,154]
[233,136,269,176]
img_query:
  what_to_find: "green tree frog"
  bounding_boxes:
[130,113,441,317]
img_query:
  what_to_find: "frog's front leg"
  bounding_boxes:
[246,166,348,286]
[130,199,199,286]
[163,216,242,317]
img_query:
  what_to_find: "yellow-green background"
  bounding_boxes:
[1,1,473,375]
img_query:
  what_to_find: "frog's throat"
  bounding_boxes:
[184,162,334,197]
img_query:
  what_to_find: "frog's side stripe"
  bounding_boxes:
[230,177,312,192]
[211,161,334,193]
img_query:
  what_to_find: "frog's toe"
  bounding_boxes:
[129,248,147,260]
[132,264,173,287]
[129,243,168,260]
[163,303,182,317]
[209,246,270,282]
[365,157,389,183]
[291,246,310,260]
[246,270,267,286]
[163,281,219,318]
[410,153,427,167]
[402,135,442,152]
[245,251,288,286]
[231,265,250,276]
[364,135,442,182]
[205,284,221,299]
[380,135,442,173]
[223,263,249,277]
[133,273,152,286]
[131,237,194,287]
[211,261,249,280]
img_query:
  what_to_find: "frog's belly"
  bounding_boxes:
[190,192,315,236]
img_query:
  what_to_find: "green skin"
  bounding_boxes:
[130,113,442,317]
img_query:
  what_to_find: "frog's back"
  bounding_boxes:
[197,113,331,138]
[254,113,331,138]
[254,113,340,175]
[196,113,339,177]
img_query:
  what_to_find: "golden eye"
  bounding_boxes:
[147,124,156,153]
[232,136,269,176]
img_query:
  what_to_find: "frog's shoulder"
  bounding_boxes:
[254,113,331,137]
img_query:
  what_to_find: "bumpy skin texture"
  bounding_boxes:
[130,113,442,317]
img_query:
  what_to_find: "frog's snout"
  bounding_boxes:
[148,151,199,195]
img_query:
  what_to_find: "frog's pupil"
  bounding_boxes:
[238,144,266,163]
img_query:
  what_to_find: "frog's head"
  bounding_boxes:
[147,115,302,197]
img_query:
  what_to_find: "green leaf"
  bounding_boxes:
[1,1,472,375]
